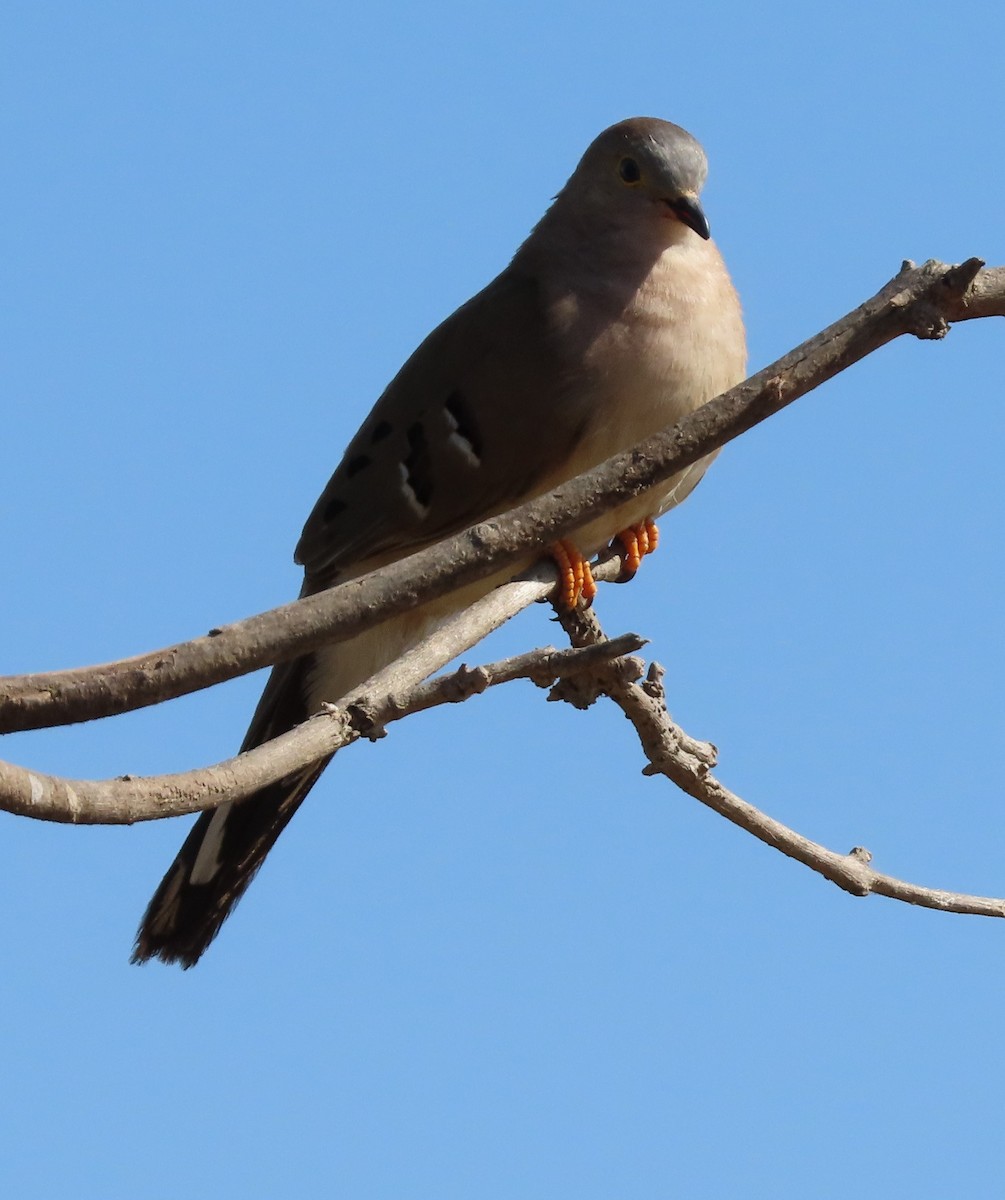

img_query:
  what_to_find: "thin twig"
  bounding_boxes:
[550,606,1005,921]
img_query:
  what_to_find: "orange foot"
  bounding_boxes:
[614,519,660,582]
[549,539,598,609]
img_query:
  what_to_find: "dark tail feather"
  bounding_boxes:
[132,658,328,967]
[130,762,329,967]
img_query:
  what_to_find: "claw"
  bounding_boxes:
[614,519,660,582]
[549,539,598,609]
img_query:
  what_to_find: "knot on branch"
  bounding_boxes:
[346,705,387,741]
[547,652,644,709]
[907,304,950,340]
[437,663,492,702]
[890,258,987,339]
[326,698,387,743]
[466,522,497,550]
[941,257,986,295]
[641,662,667,703]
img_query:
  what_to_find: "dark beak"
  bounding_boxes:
[666,195,711,240]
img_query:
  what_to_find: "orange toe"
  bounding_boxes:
[549,539,598,609]
[614,518,660,582]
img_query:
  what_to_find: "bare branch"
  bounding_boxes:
[551,606,1005,921]
[1,258,999,734]
[2,258,1002,924]
[374,632,647,726]
[0,560,637,824]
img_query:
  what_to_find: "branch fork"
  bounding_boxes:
[2,258,1005,927]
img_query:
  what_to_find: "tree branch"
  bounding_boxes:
[0,559,637,824]
[551,605,1005,921]
[1,257,998,734]
[3,257,1004,919]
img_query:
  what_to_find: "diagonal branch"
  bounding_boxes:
[551,605,1005,921]
[0,258,1000,734]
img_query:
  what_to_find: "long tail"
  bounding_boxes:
[133,597,452,966]
[131,658,327,967]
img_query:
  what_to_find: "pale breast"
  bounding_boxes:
[554,237,745,548]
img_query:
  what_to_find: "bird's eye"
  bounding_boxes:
[618,157,641,184]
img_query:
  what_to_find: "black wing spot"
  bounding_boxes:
[443,390,482,460]
[402,421,434,508]
[370,420,392,444]
[345,454,371,477]
[323,497,348,522]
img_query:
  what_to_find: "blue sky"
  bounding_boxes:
[3,2,1004,1196]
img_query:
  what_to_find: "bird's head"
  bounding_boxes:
[560,117,712,243]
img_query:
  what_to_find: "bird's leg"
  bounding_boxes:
[613,518,660,582]
[549,539,598,609]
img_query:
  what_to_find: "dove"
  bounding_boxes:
[133,117,746,966]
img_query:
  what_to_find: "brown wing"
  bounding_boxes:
[294,266,594,590]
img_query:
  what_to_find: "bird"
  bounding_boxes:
[132,117,747,967]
